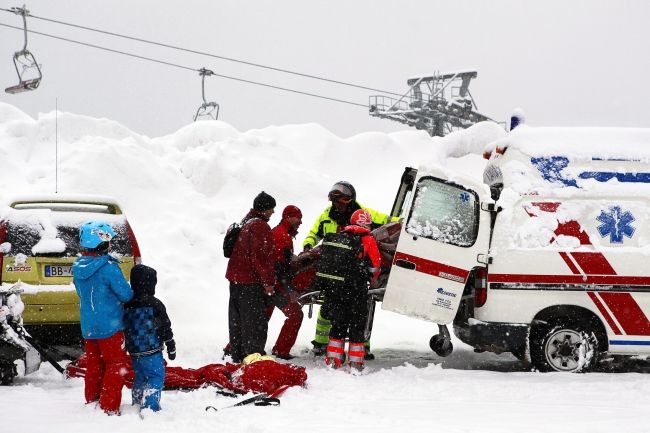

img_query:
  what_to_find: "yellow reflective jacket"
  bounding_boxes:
[303,201,397,249]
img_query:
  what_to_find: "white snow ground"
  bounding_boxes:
[1,102,649,433]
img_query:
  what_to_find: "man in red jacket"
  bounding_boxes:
[225,191,277,363]
[267,205,304,360]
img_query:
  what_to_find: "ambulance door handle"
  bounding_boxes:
[395,259,416,270]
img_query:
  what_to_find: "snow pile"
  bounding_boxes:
[2,103,649,432]
[0,101,499,351]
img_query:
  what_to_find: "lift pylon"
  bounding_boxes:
[369,70,492,137]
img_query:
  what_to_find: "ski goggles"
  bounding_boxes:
[328,192,353,204]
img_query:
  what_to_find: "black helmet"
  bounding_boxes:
[328,181,356,202]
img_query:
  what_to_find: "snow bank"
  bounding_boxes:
[2,103,650,433]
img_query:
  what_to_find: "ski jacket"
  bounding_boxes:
[226,209,276,287]
[124,264,174,357]
[73,254,133,339]
[272,219,297,289]
[302,201,396,249]
[341,225,382,284]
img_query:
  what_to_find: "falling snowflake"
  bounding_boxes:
[596,206,635,244]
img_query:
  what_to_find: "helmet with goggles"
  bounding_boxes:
[328,181,356,203]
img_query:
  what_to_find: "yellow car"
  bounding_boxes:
[0,194,141,351]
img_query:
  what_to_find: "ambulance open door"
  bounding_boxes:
[382,167,492,324]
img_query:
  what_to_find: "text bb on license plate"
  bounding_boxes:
[45,265,72,277]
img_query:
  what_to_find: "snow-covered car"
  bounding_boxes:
[382,125,650,372]
[0,194,141,350]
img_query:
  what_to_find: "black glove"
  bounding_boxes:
[166,339,176,360]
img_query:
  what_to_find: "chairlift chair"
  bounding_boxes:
[193,68,219,121]
[5,5,42,94]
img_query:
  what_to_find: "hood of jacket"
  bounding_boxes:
[72,254,113,280]
[245,208,270,222]
[130,264,157,298]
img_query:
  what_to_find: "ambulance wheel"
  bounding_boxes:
[530,321,599,373]
[429,335,453,357]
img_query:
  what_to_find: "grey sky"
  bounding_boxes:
[1,0,649,138]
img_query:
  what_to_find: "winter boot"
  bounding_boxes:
[348,342,365,371]
[311,340,327,356]
[325,338,345,369]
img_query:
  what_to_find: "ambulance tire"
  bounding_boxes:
[530,320,599,373]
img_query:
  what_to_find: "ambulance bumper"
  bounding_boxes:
[454,320,529,354]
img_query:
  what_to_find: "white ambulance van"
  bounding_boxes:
[382,125,650,372]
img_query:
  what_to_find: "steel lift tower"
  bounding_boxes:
[369,70,493,137]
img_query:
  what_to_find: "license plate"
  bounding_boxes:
[44,265,72,277]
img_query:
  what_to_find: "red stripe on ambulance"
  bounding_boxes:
[393,251,469,283]
[598,292,650,336]
[569,252,617,275]
[587,292,622,335]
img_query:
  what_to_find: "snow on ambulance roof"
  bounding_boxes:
[486,125,650,161]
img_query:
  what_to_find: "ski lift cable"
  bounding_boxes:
[0,22,368,108]
[0,7,404,98]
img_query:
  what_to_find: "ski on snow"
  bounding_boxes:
[205,384,290,411]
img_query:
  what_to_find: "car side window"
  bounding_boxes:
[406,176,479,247]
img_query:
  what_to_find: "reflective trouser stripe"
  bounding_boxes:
[313,309,331,345]
[348,342,365,364]
[322,241,353,250]
[326,338,346,360]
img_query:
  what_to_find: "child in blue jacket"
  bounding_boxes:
[124,264,176,412]
[73,221,133,415]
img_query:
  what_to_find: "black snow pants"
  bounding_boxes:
[228,282,269,363]
[320,279,368,342]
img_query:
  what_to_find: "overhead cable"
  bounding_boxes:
[0,7,403,97]
[0,22,368,108]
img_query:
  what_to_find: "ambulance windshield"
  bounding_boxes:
[406,177,479,247]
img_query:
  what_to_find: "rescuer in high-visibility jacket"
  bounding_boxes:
[303,181,398,359]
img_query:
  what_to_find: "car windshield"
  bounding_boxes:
[406,176,479,247]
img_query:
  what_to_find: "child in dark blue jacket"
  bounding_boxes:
[124,264,176,412]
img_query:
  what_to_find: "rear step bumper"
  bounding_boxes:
[454,320,529,354]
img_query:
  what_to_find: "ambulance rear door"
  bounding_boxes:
[382,167,492,324]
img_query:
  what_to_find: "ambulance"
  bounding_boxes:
[382,124,650,372]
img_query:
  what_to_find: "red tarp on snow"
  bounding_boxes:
[65,354,307,396]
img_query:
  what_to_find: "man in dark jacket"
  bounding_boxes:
[225,191,277,363]
[124,264,175,412]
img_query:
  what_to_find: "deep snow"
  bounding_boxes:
[1,103,649,433]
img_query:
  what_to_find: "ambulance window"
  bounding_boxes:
[406,177,479,247]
